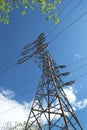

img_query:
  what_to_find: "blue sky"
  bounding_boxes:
[0,0,87,129]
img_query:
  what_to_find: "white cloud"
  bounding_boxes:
[64,86,76,104]
[75,99,87,110]
[0,87,87,128]
[64,86,87,110]
[0,90,31,128]
[1,89,15,99]
[74,53,82,60]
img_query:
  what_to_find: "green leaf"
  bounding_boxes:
[6,14,9,19]
[6,8,11,13]
[54,17,59,24]
[4,19,9,24]
[0,17,3,22]
[22,10,26,15]
[15,5,18,8]
[24,6,28,9]
[46,15,51,20]
[52,13,59,24]
[0,0,61,24]
[29,5,34,10]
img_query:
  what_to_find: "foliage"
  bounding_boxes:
[0,0,61,24]
[1,121,45,130]
[1,121,26,130]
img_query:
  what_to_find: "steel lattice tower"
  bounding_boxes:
[18,33,83,130]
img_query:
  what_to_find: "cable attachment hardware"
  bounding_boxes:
[64,80,75,86]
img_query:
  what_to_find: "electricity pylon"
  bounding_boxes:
[18,33,83,130]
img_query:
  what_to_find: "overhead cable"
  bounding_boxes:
[46,0,83,37]
[67,57,87,66]
[48,9,87,44]
[44,0,71,33]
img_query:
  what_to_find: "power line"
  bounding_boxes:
[76,71,87,81]
[1,58,87,105]
[0,1,84,72]
[1,66,87,117]
[11,78,38,92]
[44,0,71,34]
[48,9,87,44]
[59,63,87,76]
[0,51,22,77]
[0,55,18,69]
[66,71,87,85]
[58,0,71,16]
[57,56,87,70]
[0,64,16,76]
[0,63,22,80]
[61,62,87,77]
[0,48,21,64]
[0,1,85,73]
[57,57,87,69]
[0,100,30,116]
[0,42,38,71]
[0,73,86,117]
[0,6,87,118]
[0,77,40,116]
[1,59,87,105]
[60,71,87,87]
[46,0,83,37]
[1,59,87,97]
[0,49,34,78]
[70,63,87,73]
[0,83,36,105]
[0,47,87,81]
[67,57,87,66]
[0,77,39,107]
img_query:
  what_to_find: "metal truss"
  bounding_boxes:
[18,33,83,130]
